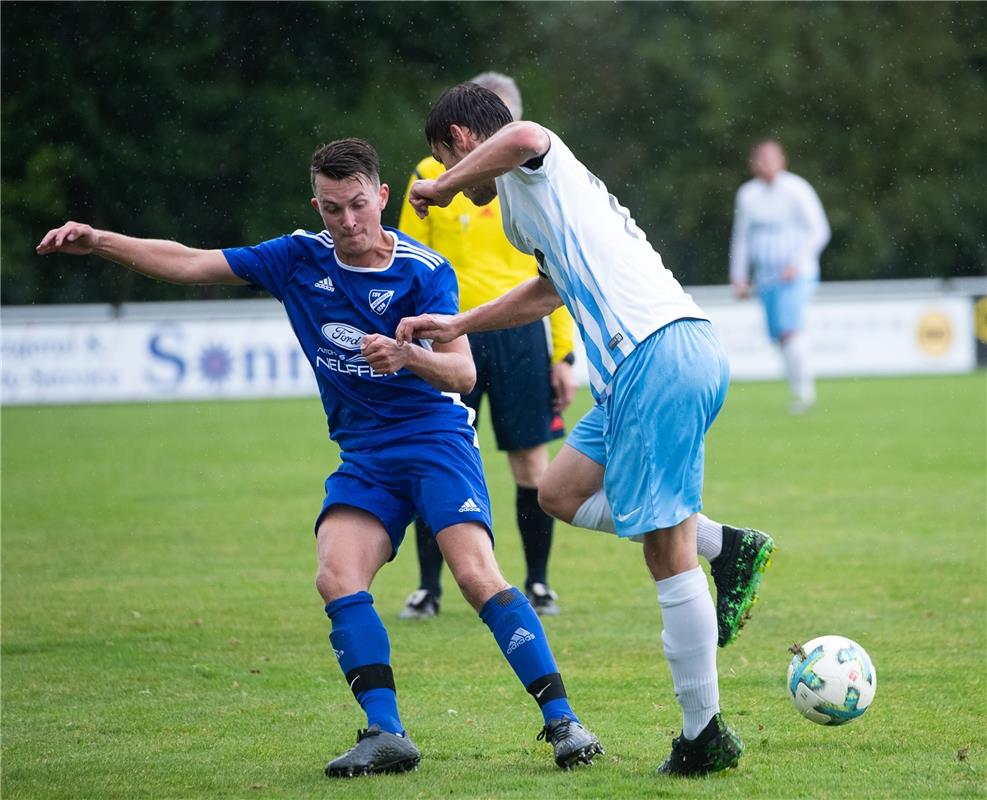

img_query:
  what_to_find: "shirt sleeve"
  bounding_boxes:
[729,188,751,285]
[548,305,575,363]
[223,235,297,301]
[792,179,831,276]
[417,261,461,316]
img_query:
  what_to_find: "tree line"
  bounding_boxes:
[3,2,984,305]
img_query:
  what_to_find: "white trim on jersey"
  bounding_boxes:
[334,231,397,273]
[395,241,442,270]
[291,229,335,250]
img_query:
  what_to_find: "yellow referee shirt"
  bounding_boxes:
[398,156,574,363]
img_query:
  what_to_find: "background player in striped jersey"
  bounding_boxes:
[397,72,577,619]
[36,138,602,776]
[398,83,774,777]
[730,139,830,414]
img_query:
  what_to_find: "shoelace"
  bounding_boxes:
[537,719,572,744]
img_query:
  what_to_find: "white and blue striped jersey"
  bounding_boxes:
[495,128,707,401]
[223,227,476,451]
[729,170,830,287]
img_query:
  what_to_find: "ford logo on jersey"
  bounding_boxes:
[321,322,366,350]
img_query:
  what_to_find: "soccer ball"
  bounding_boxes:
[787,635,877,725]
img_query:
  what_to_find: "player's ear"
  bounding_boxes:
[449,124,471,151]
[310,197,320,213]
[378,183,389,210]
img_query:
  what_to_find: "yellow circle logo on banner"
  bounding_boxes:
[916,311,953,356]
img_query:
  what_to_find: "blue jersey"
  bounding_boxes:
[224,227,476,452]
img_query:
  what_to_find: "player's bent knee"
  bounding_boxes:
[449,565,509,611]
[537,483,574,523]
[315,563,367,604]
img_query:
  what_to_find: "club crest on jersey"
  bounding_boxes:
[369,289,394,315]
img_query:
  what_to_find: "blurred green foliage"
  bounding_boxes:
[3,2,984,305]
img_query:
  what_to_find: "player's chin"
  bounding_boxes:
[464,183,497,206]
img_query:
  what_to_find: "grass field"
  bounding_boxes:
[2,374,985,799]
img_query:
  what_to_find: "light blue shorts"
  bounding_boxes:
[315,432,493,559]
[567,319,729,537]
[758,278,816,340]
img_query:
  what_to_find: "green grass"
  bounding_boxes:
[2,374,985,799]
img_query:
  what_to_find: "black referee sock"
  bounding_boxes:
[517,485,554,588]
[414,518,444,597]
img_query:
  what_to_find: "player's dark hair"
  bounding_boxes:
[425,83,513,147]
[310,138,380,193]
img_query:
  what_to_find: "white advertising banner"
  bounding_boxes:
[706,295,975,380]
[0,294,977,406]
[1,317,316,405]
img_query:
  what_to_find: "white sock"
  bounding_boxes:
[781,334,815,404]
[695,514,723,561]
[571,488,616,533]
[656,566,720,739]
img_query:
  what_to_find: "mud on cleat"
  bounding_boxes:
[657,713,743,777]
[710,526,775,647]
[537,717,603,769]
[324,724,421,777]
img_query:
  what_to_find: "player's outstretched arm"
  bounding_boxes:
[396,276,562,345]
[36,221,246,286]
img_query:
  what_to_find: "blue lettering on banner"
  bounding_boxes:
[146,326,186,388]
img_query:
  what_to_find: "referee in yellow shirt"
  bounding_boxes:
[398,72,577,618]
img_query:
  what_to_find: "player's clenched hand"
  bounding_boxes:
[408,179,455,220]
[550,360,578,413]
[394,313,461,346]
[361,334,410,375]
[36,221,99,256]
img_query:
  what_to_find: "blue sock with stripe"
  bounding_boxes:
[325,591,403,735]
[479,587,578,725]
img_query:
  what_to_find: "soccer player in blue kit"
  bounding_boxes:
[36,138,601,777]
[400,84,774,777]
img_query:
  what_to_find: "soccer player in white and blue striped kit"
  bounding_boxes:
[730,139,830,414]
[401,83,774,777]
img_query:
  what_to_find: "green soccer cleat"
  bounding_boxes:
[537,718,604,769]
[324,725,420,777]
[710,526,775,648]
[657,713,743,777]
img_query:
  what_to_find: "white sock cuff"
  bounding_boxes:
[695,514,723,561]
[656,566,708,608]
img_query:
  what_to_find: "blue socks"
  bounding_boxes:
[480,587,578,725]
[325,591,403,735]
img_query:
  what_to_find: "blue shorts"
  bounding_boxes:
[463,321,565,451]
[570,319,729,537]
[567,403,607,466]
[314,432,493,558]
[758,278,816,340]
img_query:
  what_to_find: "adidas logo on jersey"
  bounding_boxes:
[506,627,536,655]
[314,276,335,293]
[458,497,482,513]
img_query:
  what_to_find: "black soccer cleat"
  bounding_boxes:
[399,588,440,620]
[710,526,775,647]
[526,582,561,616]
[537,717,603,769]
[324,725,421,777]
[657,713,743,777]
